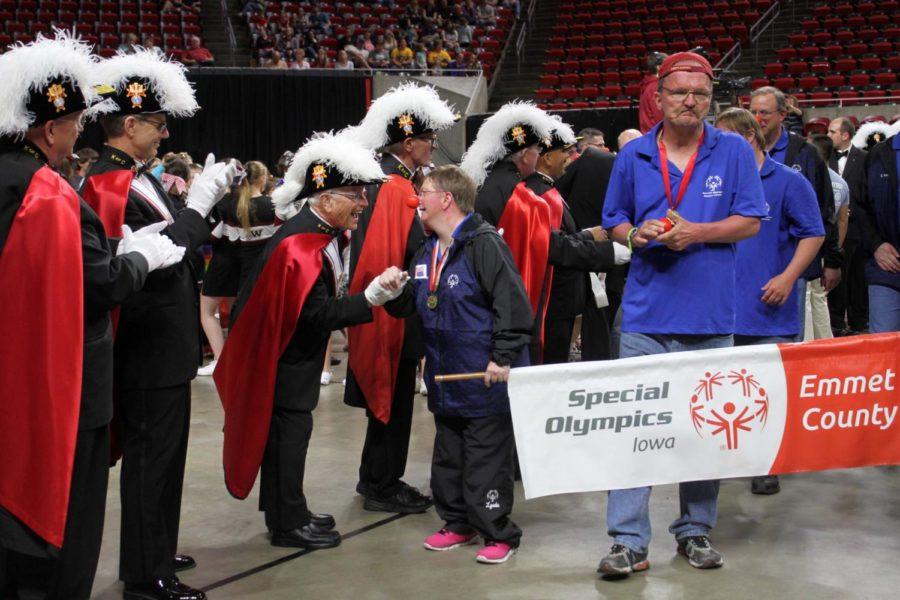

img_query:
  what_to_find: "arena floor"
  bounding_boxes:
[89,344,900,600]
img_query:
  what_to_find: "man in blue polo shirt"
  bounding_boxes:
[717,108,825,343]
[716,107,826,496]
[750,87,842,341]
[599,52,766,577]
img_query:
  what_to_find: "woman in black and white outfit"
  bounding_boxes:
[198,160,281,375]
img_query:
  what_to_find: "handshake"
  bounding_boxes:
[364,266,409,307]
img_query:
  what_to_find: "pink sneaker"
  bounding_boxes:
[475,542,517,564]
[423,528,478,551]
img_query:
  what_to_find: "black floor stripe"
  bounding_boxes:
[201,513,409,593]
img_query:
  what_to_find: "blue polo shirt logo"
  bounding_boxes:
[447,273,460,288]
[703,175,723,197]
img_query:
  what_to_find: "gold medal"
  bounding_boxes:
[426,294,438,310]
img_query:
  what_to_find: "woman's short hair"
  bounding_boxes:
[425,165,477,213]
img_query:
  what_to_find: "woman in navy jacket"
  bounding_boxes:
[385,165,532,564]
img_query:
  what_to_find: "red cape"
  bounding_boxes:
[497,182,551,318]
[0,167,83,548]
[213,232,331,499]
[80,168,134,462]
[81,169,133,237]
[347,175,418,424]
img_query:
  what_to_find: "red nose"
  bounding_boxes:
[405,196,420,209]
[660,217,674,232]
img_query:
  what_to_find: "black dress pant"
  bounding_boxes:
[118,384,191,584]
[542,317,576,365]
[828,238,869,331]
[259,408,314,531]
[358,359,417,496]
[1,427,109,600]
[431,413,521,547]
[581,275,612,361]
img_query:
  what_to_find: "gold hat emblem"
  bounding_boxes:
[47,83,67,113]
[511,125,526,146]
[126,81,147,110]
[312,164,328,189]
[398,114,415,135]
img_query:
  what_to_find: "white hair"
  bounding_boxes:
[0,31,99,138]
[343,81,458,150]
[88,47,199,119]
[459,101,563,186]
[272,131,385,220]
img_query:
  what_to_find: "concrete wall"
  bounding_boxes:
[371,73,489,165]
[804,103,899,124]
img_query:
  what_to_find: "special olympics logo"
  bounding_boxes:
[447,273,460,288]
[690,369,770,450]
[705,175,723,193]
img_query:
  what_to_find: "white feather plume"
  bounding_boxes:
[852,120,900,149]
[89,47,198,117]
[552,120,577,146]
[272,131,386,220]
[460,101,563,186]
[343,82,458,150]
[0,31,99,137]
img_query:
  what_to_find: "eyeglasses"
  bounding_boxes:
[749,109,781,117]
[134,116,169,133]
[328,190,367,202]
[60,111,88,130]
[661,87,712,102]
[418,188,445,198]
[414,135,439,148]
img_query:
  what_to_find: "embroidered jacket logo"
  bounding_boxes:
[485,489,500,510]
[703,175,723,197]
[690,368,770,450]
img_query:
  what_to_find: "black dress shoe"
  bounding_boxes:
[363,481,433,514]
[309,512,336,531]
[123,576,206,600]
[271,525,341,549]
[173,554,196,572]
[751,475,781,495]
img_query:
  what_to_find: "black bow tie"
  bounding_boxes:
[835,149,850,159]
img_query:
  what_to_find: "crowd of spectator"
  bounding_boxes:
[243,0,518,74]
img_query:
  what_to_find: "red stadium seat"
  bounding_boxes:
[581,72,601,85]
[787,61,808,75]
[773,77,796,91]
[822,74,845,88]
[798,76,820,90]
[858,57,882,71]
[539,74,559,87]
[559,86,578,100]
[834,58,856,73]
[775,48,796,61]
[848,73,871,87]
[560,73,580,86]
[581,85,599,98]
[873,72,897,87]
[535,88,556,101]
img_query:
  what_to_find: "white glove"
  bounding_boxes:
[118,223,186,271]
[613,241,632,265]
[185,153,238,217]
[364,272,409,306]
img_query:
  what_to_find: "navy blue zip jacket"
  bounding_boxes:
[386,212,533,417]
[858,135,900,291]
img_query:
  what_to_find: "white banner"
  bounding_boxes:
[508,335,899,499]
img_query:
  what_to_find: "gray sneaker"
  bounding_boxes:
[677,536,724,569]
[597,543,650,577]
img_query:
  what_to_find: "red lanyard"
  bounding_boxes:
[658,129,705,211]
[429,241,452,294]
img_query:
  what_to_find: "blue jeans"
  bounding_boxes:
[868,284,900,333]
[607,332,732,552]
[733,334,795,346]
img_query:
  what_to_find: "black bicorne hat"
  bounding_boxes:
[298,160,383,200]
[502,122,543,155]
[103,77,165,114]
[26,77,90,126]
